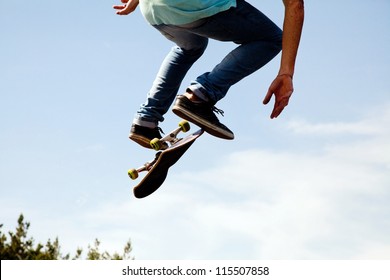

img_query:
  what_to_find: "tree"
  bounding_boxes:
[0,214,133,260]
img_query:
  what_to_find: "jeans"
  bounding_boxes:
[134,0,282,127]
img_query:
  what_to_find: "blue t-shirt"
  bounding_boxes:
[139,0,237,25]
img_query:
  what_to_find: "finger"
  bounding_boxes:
[115,4,135,15]
[271,103,284,119]
[114,7,131,15]
[263,88,273,105]
[271,97,290,119]
[271,104,283,119]
[113,5,125,10]
[116,9,127,15]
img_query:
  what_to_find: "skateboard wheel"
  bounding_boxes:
[179,120,190,132]
[128,169,139,180]
[150,138,161,151]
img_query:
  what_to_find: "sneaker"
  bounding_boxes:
[172,95,234,140]
[129,124,168,150]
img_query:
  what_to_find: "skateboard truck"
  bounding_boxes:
[128,120,191,180]
[150,120,190,151]
[128,152,162,180]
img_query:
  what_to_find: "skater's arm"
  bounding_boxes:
[113,0,139,15]
[263,0,304,119]
[279,0,304,77]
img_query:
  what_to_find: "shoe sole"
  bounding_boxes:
[129,134,153,149]
[172,105,234,140]
[129,134,168,150]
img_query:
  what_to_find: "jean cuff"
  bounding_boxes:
[133,117,157,128]
[187,85,210,102]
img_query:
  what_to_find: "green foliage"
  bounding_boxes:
[86,238,133,260]
[0,214,133,260]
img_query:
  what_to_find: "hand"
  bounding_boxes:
[113,0,139,15]
[263,74,294,119]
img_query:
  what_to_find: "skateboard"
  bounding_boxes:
[128,121,204,198]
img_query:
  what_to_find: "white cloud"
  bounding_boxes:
[4,105,388,260]
[286,119,381,135]
[286,104,390,137]
[70,104,390,259]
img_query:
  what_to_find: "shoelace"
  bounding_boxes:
[157,127,165,135]
[212,106,225,117]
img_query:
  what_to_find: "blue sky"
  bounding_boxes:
[1,0,389,259]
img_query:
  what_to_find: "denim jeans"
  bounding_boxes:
[134,0,282,127]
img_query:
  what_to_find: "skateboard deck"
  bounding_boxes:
[130,129,203,198]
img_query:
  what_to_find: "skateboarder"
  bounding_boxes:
[114,0,304,147]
